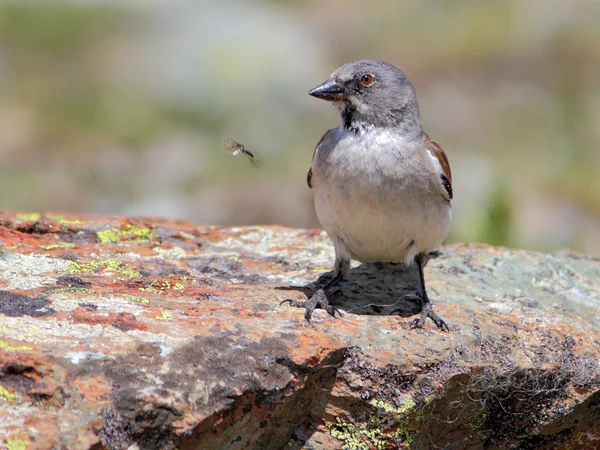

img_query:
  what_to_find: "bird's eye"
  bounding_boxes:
[360,74,374,86]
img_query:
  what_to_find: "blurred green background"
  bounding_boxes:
[1,0,599,254]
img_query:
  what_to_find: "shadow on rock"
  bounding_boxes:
[278,253,441,318]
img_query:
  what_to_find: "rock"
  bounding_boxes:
[0,211,599,450]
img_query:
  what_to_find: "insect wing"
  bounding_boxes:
[223,138,243,155]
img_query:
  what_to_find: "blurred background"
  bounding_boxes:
[0,0,599,254]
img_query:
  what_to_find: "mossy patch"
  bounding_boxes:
[327,417,368,450]
[97,223,157,244]
[68,260,140,278]
[326,398,420,449]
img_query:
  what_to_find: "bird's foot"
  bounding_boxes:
[280,289,342,322]
[411,299,449,332]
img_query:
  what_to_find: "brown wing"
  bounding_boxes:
[424,133,453,201]
[307,132,329,189]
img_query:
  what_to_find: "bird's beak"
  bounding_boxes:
[308,78,345,101]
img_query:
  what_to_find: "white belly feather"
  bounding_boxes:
[312,127,451,265]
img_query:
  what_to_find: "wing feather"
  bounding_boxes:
[307,131,330,189]
[424,133,453,201]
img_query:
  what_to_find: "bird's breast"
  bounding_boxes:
[311,128,451,263]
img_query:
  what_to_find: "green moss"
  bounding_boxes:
[413,409,423,423]
[5,438,28,450]
[326,398,419,450]
[359,427,388,450]
[0,340,33,352]
[97,223,157,244]
[0,385,16,402]
[15,212,40,221]
[393,417,413,446]
[326,417,369,450]
[68,260,140,278]
[468,412,488,440]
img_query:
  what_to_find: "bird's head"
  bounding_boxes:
[309,60,421,134]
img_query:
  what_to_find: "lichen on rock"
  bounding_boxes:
[0,212,599,449]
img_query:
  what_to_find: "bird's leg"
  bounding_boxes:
[281,257,349,322]
[411,253,449,332]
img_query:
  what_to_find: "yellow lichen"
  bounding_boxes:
[139,279,189,295]
[15,212,40,221]
[326,417,368,450]
[68,260,140,279]
[0,385,16,402]
[139,286,161,295]
[155,310,172,320]
[97,223,157,244]
[324,398,419,449]
[122,294,150,305]
[40,243,77,250]
[46,214,83,225]
[369,398,416,415]
[50,287,96,295]
[0,340,33,352]
[6,438,28,450]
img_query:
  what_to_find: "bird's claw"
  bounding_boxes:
[280,289,342,322]
[410,301,449,332]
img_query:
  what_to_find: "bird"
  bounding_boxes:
[281,60,452,331]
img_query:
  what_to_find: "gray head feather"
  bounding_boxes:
[329,60,422,135]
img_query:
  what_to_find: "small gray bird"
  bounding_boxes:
[282,60,452,331]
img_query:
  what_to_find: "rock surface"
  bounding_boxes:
[0,211,599,450]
